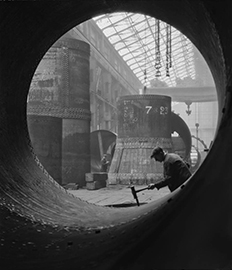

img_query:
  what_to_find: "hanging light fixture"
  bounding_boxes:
[143,16,148,94]
[185,101,192,116]
[155,18,161,77]
[143,69,147,94]
[166,23,172,76]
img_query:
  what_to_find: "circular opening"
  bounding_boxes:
[27,11,218,207]
[1,2,227,269]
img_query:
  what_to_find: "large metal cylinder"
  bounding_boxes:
[57,38,91,187]
[108,94,172,185]
[27,38,91,187]
[27,115,62,184]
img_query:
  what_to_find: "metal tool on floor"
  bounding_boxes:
[130,185,151,206]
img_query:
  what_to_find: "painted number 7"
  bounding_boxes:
[145,106,152,114]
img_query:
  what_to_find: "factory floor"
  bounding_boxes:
[68,185,170,207]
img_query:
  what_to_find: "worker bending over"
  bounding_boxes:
[149,146,192,192]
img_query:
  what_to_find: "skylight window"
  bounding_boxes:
[93,12,195,87]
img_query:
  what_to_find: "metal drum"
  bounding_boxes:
[27,115,62,184]
[57,38,91,187]
[27,38,91,187]
[171,112,192,161]
[108,94,172,185]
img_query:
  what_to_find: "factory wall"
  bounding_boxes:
[64,19,143,133]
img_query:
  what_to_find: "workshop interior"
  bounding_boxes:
[1,1,232,269]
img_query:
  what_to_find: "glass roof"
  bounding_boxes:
[93,12,195,88]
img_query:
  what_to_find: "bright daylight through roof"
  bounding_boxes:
[93,12,197,88]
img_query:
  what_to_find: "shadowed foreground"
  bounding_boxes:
[1,1,232,269]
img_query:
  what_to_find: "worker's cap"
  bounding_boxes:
[150,146,163,158]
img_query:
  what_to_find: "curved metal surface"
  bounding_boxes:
[117,94,172,139]
[90,129,117,172]
[171,112,192,159]
[108,94,172,184]
[0,1,231,269]
[192,134,208,149]
[190,145,202,173]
